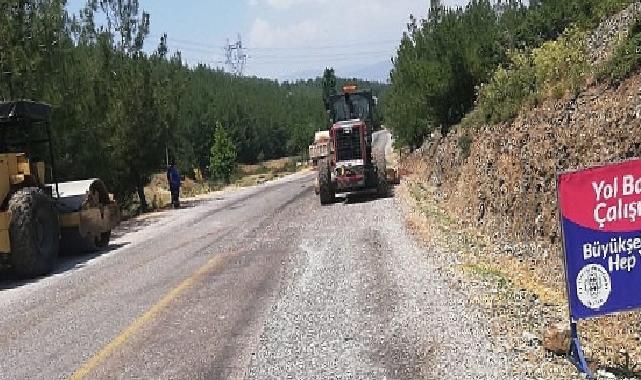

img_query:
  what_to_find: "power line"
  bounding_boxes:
[148,33,225,49]
[148,33,398,52]
[160,42,392,59]
[247,55,392,64]
[146,33,395,72]
[167,43,393,60]
[245,39,400,51]
[166,44,226,57]
[248,50,392,59]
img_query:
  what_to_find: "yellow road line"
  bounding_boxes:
[69,255,226,380]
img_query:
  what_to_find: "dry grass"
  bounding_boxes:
[401,125,641,375]
[234,157,308,187]
[238,156,300,175]
[400,179,564,305]
[144,157,307,209]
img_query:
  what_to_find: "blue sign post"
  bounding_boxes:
[558,158,641,378]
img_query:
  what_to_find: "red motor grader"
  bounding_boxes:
[317,85,388,205]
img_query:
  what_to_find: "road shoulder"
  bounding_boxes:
[397,178,585,379]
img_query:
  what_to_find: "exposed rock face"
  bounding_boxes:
[409,77,641,288]
[586,2,641,66]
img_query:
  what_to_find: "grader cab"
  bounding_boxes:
[0,101,120,278]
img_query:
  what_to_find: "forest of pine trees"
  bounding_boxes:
[0,0,387,206]
[386,0,637,149]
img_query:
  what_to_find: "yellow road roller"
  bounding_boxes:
[0,101,120,278]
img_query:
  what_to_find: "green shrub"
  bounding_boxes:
[532,28,588,98]
[210,122,237,184]
[597,20,641,83]
[282,159,298,173]
[471,27,588,126]
[476,52,537,124]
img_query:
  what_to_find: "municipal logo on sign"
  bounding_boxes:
[576,264,611,309]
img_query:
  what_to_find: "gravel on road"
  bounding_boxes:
[248,193,514,380]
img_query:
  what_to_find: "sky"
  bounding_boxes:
[65,0,470,81]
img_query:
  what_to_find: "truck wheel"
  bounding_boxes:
[318,159,335,205]
[375,150,389,198]
[8,188,59,278]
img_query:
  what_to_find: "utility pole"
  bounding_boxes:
[224,34,246,76]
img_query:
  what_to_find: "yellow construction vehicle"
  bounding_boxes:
[0,101,120,278]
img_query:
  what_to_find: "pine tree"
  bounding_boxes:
[210,122,237,184]
[322,67,337,106]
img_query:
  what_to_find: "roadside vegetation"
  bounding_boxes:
[597,19,641,83]
[0,0,387,210]
[461,27,588,128]
[393,0,641,373]
[140,156,306,216]
[233,157,306,187]
[209,122,237,185]
[386,0,638,148]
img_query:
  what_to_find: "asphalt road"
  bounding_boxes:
[0,132,511,380]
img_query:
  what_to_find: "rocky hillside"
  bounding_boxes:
[402,3,641,375]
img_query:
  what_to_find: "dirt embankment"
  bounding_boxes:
[401,16,641,374]
[410,74,641,284]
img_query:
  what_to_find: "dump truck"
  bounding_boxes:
[0,101,120,278]
[316,85,388,205]
[308,130,332,166]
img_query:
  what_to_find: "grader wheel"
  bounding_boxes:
[318,159,335,205]
[374,149,389,198]
[8,188,60,278]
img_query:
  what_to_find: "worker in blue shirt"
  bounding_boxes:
[166,162,181,208]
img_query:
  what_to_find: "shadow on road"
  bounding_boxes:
[342,188,397,205]
[113,198,213,239]
[175,197,211,210]
[0,242,129,291]
[0,195,217,289]
[112,211,168,239]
